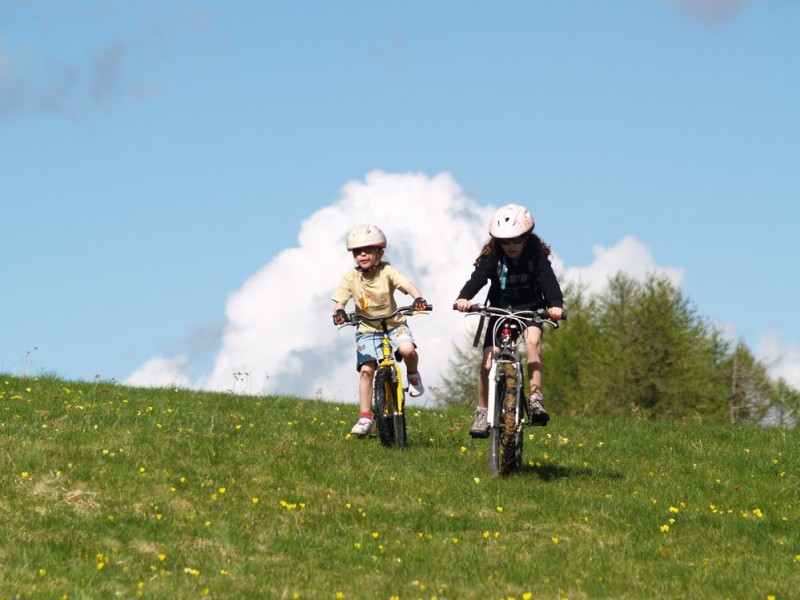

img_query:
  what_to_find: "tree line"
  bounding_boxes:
[435,273,799,427]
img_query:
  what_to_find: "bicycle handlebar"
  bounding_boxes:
[452,303,565,327]
[343,304,433,326]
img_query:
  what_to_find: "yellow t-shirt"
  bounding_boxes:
[332,263,413,334]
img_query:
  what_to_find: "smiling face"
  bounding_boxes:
[351,246,383,271]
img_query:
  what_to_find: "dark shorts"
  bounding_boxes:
[482,315,543,349]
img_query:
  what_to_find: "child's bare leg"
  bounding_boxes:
[476,346,493,409]
[525,327,543,397]
[397,342,419,374]
[358,362,376,414]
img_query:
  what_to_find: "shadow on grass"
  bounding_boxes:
[517,462,624,482]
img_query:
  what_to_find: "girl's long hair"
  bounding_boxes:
[472,233,551,267]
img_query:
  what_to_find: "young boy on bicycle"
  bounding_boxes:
[332,224,429,438]
[454,204,564,437]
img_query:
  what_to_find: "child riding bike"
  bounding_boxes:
[454,204,564,437]
[332,224,430,438]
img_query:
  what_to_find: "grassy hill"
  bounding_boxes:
[1,375,798,599]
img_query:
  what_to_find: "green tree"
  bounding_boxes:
[540,283,600,414]
[432,329,483,408]
[439,272,799,427]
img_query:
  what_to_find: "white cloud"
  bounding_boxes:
[559,235,684,294]
[127,170,492,402]
[127,355,191,388]
[755,331,800,390]
[126,170,761,404]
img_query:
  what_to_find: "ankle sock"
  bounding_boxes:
[360,412,373,420]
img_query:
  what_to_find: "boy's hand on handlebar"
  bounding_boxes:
[413,297,430,312]
[454,298,472,312]
[332,309,349,325]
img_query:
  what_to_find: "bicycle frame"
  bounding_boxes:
[340,304,432,448]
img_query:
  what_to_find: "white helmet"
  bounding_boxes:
[345,224,387,250]
[489,204,534,239]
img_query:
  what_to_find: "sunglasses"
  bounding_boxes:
[498,235,526,246]
[352,247,378,256]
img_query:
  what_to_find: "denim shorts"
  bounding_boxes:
[355,325,416,371]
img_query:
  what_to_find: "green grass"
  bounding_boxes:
[1,374,798,599]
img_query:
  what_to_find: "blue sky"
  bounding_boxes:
[2,0,799,401]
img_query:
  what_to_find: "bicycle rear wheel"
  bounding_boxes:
[373,369,397,448]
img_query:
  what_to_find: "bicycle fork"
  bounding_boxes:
[378,338,404,416]
[486,358,523,431]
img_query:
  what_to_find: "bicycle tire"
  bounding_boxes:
[488,364,507,476]
[500,362,520,474]
[396,410,407,449]
[373,369,396,447]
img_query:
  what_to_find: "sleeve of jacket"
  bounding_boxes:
[457,255,495,300]
[535,252,564,308]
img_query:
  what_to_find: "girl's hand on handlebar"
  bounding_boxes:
[454,298,472,312]
[547,307,565,321]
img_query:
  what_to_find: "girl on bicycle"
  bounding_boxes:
[332,224,429,438]
[454,204,564,437]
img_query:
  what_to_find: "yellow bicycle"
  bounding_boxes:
[341,304,432,448]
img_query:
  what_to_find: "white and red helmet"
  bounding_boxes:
[489,204,534,239]
[345,224,387,251]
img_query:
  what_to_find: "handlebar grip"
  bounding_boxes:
[452,303,483,313]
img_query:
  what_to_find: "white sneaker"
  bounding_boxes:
[407,372,424,397]
[469,408,489,438]
[350,417,373,438]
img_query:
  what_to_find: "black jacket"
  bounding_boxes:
[458,241,563,310]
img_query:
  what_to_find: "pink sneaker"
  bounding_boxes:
[350,417,373,438]
[407,372,424,397]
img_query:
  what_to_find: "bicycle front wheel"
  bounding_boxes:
[488,363,509,476]
[373,368,397,448]
[500,362,521,474]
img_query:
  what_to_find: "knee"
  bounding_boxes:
[526,338,542,357]
[397,343,417,360]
